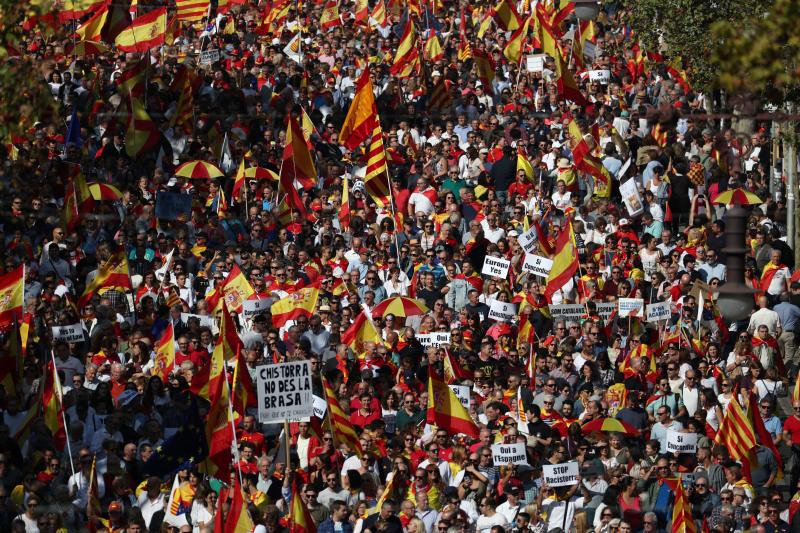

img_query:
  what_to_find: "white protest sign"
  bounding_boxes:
[255,361,314,424]
[242,298,272,318]
[543,461,580,487]
[646,301,672,323]
[418,332,451,348]
[52,323,85,343]
[518,225,539,254]
[583,41,597,60]
[522,254,554,278]
[199,49,220,65]
[482,256,511,279]
[488,301,517,322]
[491,442,529,465]
[547,304,586,320]
[312,395,328,419]
[526,54,546,72]
[596,302,617,320]
[666,430,698,454]
[618,298,644,318]
[448,385,470,409]
[588,69,611,83]
[620,177,644,217]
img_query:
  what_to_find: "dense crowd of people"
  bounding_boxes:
[1,0,799,532]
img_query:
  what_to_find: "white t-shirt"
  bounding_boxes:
[408,192,434,216]
[475,512,508,533]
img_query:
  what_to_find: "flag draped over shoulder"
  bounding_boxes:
[0,265,24,331]
[288,476,317,533]
[339,67,378,150]
[427,367,479,437]
[78,251,131,309]
[322,376,363,457]
[544,223,579,300]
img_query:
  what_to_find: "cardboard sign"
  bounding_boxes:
[547,304,586,320]
[155,192,193,221]
[256,361,314,424]
[543,461,580,487]
[52,323,85,343]
[242,298,272,318]
[488,301,517,322]
[199,49,220,65]
[518,225,539,254]
[646,301,671,323]
[666,430,698,454]
[417,332,451,348]
[522,254,554,278]
[448,385,470,409]
[583,41,597,60]
[618,298,644,318]
[491,442,529,465]
[596,302,617,321]
[588,69,611,83]
[482,256,511,279]
[619,178,644,217]
[526,54,546,72]
[312,395,328,419]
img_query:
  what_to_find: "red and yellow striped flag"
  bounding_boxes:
[472,49,495,94]
[43,359,66,451]
[322,376,363,457]
[175,0,208,21]
[371,0,387,26]
[74,5,107,41]
[339,175,350,229]
[390,19,420,78]
[125,94,161,158]
[364,125,392,208]
[77,251,131,309]
[671,480,697,533]
[115,7,167,52]
[153,323,175,382]
[569,120,611,198]
[341,311,382,357]
[225,478,255,533]
[493,0,522,31]
[714,393,755,460]
[232,345,256,424]
[289,476,317,533]
[320,0,341,30]
[339,67,378,150]
[544,222,579,300]
[424,31,444,62]
[427,367,480,437]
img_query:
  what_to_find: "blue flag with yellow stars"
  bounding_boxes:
[142,397,208,477]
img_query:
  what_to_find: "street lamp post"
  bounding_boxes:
[573,0,601,20]
[716,205,758,322]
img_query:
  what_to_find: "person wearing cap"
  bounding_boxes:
[496,481,523,522]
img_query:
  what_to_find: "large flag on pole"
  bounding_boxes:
[339,67,378,150]
[115,7,167,52]
[153,323,175,382]
[270,287,320,328]
[322,376,363,457]
[77,251,131,309]
[0,265,24,331]
[43,359,67,451]
[544,223,579,300]
[427,367,480,437]
[714,393,756,461]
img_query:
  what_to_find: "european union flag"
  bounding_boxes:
[142,398,208,477]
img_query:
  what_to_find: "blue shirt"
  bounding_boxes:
[763,415,783,439]
[698,262,727,283]
[774,301,800,332]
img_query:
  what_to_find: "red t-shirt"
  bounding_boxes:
[783,415,800,445]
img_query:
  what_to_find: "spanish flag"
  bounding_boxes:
[473,48,495,94]
[339,175,350,229]
[322,376,363,457]
[544,222,579,300]
[115,7,167,53]
[568,120,611,198]
[289,476,317,533]
[503,17,530,63]
[443,348,469,384]
[43,359,67,451]
[339,67,378,150]
[270,287,320,328]
[64,172,93,232]
[153,323,175,382]
[671,481,696,533]
[341,310,382,356]
[424,31,444,62]
[760,260,786,292]
[216,264,255,314]
[77,251,132,309]
[74,5,108,41]
[232,345,256,423]
[0,265,24,331]
[390,20,420,78]
[517,152,535,179]
[125,94,161,158]
[280,115,317,191]
[427,367,480,437]
[320,0,341,30]
[746,390,783,480]
[493,0,522,31]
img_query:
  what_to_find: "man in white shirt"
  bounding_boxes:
[415,492,439,533]
[475,496,508,533]
[495,484,523,523]
[480,215,506,244]
[138,477,166,529]
[551,180,571,211]
[748,295,781,336]
[679,370,701,417]
[68,449,105,509]
[418,442,452,486]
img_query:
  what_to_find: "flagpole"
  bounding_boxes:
[51,350,77,482]
[225,366,245,489]
[386,172,402,266]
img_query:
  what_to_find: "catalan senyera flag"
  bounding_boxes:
[390,19,420,78]
[43,359,67,451]
[714,393,756,461]
[115,7,167,52]
[493,0,522,31]
[0,265,24,331]
[322,376,363,457]
[671,481,696,533]
[341,310,382,356]
[170,68,195,135]
[371,0,387,26]
[125,94,161,158]
[339,67,378,149]
[364,125,392,208]
[77,251,131,309]
[289,476,317,533]
[320,0,341,30]
[544,222,579,300]
[568,120,611,198]
[458,7,472,60]
[175,0,208,21]
[225,479,255,533]
[427,367,480,438]
[153,323,175,382]
[428,78,452,111]
[232,345,256,423]
[270,287,320,328]
[218,264,254,314]
[339,175,350,229]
